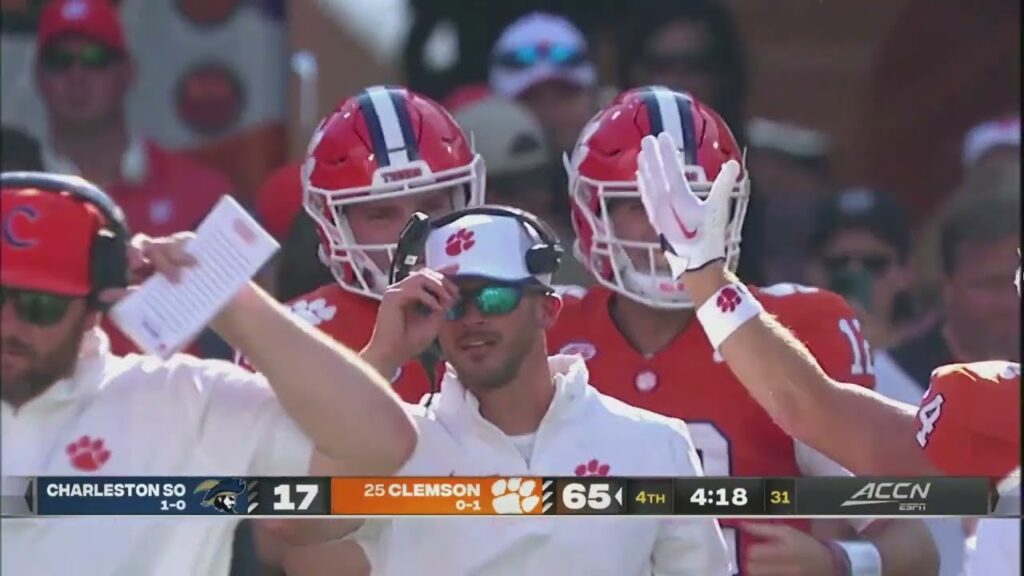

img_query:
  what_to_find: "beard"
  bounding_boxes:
[1,315,88,407]
[448,327,539,393]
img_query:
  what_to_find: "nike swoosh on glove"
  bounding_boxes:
[636,131,741,279]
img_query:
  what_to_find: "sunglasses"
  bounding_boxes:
[446,284,549,321]
[0,287,75,326]
[40,43,121,73]
[494,44,589,70]
[822,254,893,277]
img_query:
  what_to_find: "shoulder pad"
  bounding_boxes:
[755,283,821,298]
[551,284,588,300]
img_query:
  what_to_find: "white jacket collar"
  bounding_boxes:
[434,354,593,429]
[41,136,148,185]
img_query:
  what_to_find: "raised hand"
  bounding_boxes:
[636,131,740,279]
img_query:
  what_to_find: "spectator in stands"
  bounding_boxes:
[962,115,1021,172]
[1,127,44,171]
[453,96,590,286]
[885,190,1020,393]
[910,123,1021,307]
[621,0,747,141]
[34,0,232,237]
[620,0,764,285]
[747,118,836,284]
[488,12,599,154]
[806,187,919,350]
[34,0,236,357]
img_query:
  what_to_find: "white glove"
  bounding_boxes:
[636,132,741,279]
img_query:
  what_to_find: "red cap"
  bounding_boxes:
[37,0,126,53]
[1,187,103,296]
[254,162,304,242]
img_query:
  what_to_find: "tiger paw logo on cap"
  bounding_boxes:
[445,228,476,256]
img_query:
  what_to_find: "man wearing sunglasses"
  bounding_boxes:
[284,208,733,575]
[34,0,231,239]
[1,174,416,575]
[34,0,235,359]
[806,188,918,351]
[489,12,600,154]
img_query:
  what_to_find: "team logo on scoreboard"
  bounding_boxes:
[194,478,254,514]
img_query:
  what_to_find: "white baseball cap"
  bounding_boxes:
[489,12,596,99]
[453,96,550,175]
[963,116,1021,167]
[424,212,556,286]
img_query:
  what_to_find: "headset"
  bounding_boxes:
[1,171,131,310]
[389,205,564,406]
[389,204,564,285]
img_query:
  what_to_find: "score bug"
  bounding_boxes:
[160,499,187,512]
[454,498,482,513]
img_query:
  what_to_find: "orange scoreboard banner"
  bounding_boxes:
[331,477,545,515]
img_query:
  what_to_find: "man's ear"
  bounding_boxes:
[537,293,563,329]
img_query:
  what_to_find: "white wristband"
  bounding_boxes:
[695,283,764,350]
[834,541,882,576]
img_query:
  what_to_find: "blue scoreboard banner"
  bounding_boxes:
[33,477,260,516]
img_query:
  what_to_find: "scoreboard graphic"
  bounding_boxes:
[0,476,1011,518]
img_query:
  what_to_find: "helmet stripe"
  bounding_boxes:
[674,93,698,166]
[387,88,420,162]
[642,87,698,166]
[359,86,418,167]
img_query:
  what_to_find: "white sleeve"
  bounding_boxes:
[964,519,1021,576]
[652,419,733,576]
[794,440,874,533]
[181,358,313,475]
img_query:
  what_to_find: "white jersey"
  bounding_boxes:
[357,355,732,576]
[1,329,313,576]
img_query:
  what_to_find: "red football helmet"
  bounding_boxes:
[303,86,485,299]
[566,86,750,308]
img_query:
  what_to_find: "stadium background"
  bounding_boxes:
[0,1,1019,574]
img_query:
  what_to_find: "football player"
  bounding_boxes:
[548,86,938,575]
[635,130,1020,484]
[240,85,484,573]
[236,85,485,403]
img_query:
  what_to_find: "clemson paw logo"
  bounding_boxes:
[575,458,611,477]
[290,298,337,326]
[716,287,742,313]
[66,436,111,472]
[490,477,540,514]
[445,229,476,256]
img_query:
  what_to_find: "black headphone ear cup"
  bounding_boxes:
[89,232,130,309]
[525,244,563,276]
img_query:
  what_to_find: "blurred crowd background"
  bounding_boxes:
[1,0,1019,574]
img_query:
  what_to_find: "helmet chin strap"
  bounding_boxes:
[611,247,695,308]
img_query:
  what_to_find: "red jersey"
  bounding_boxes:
[235,284,435,403]
[547,284,875,574]
[915,361,1021,478]
[107,141,232,237]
